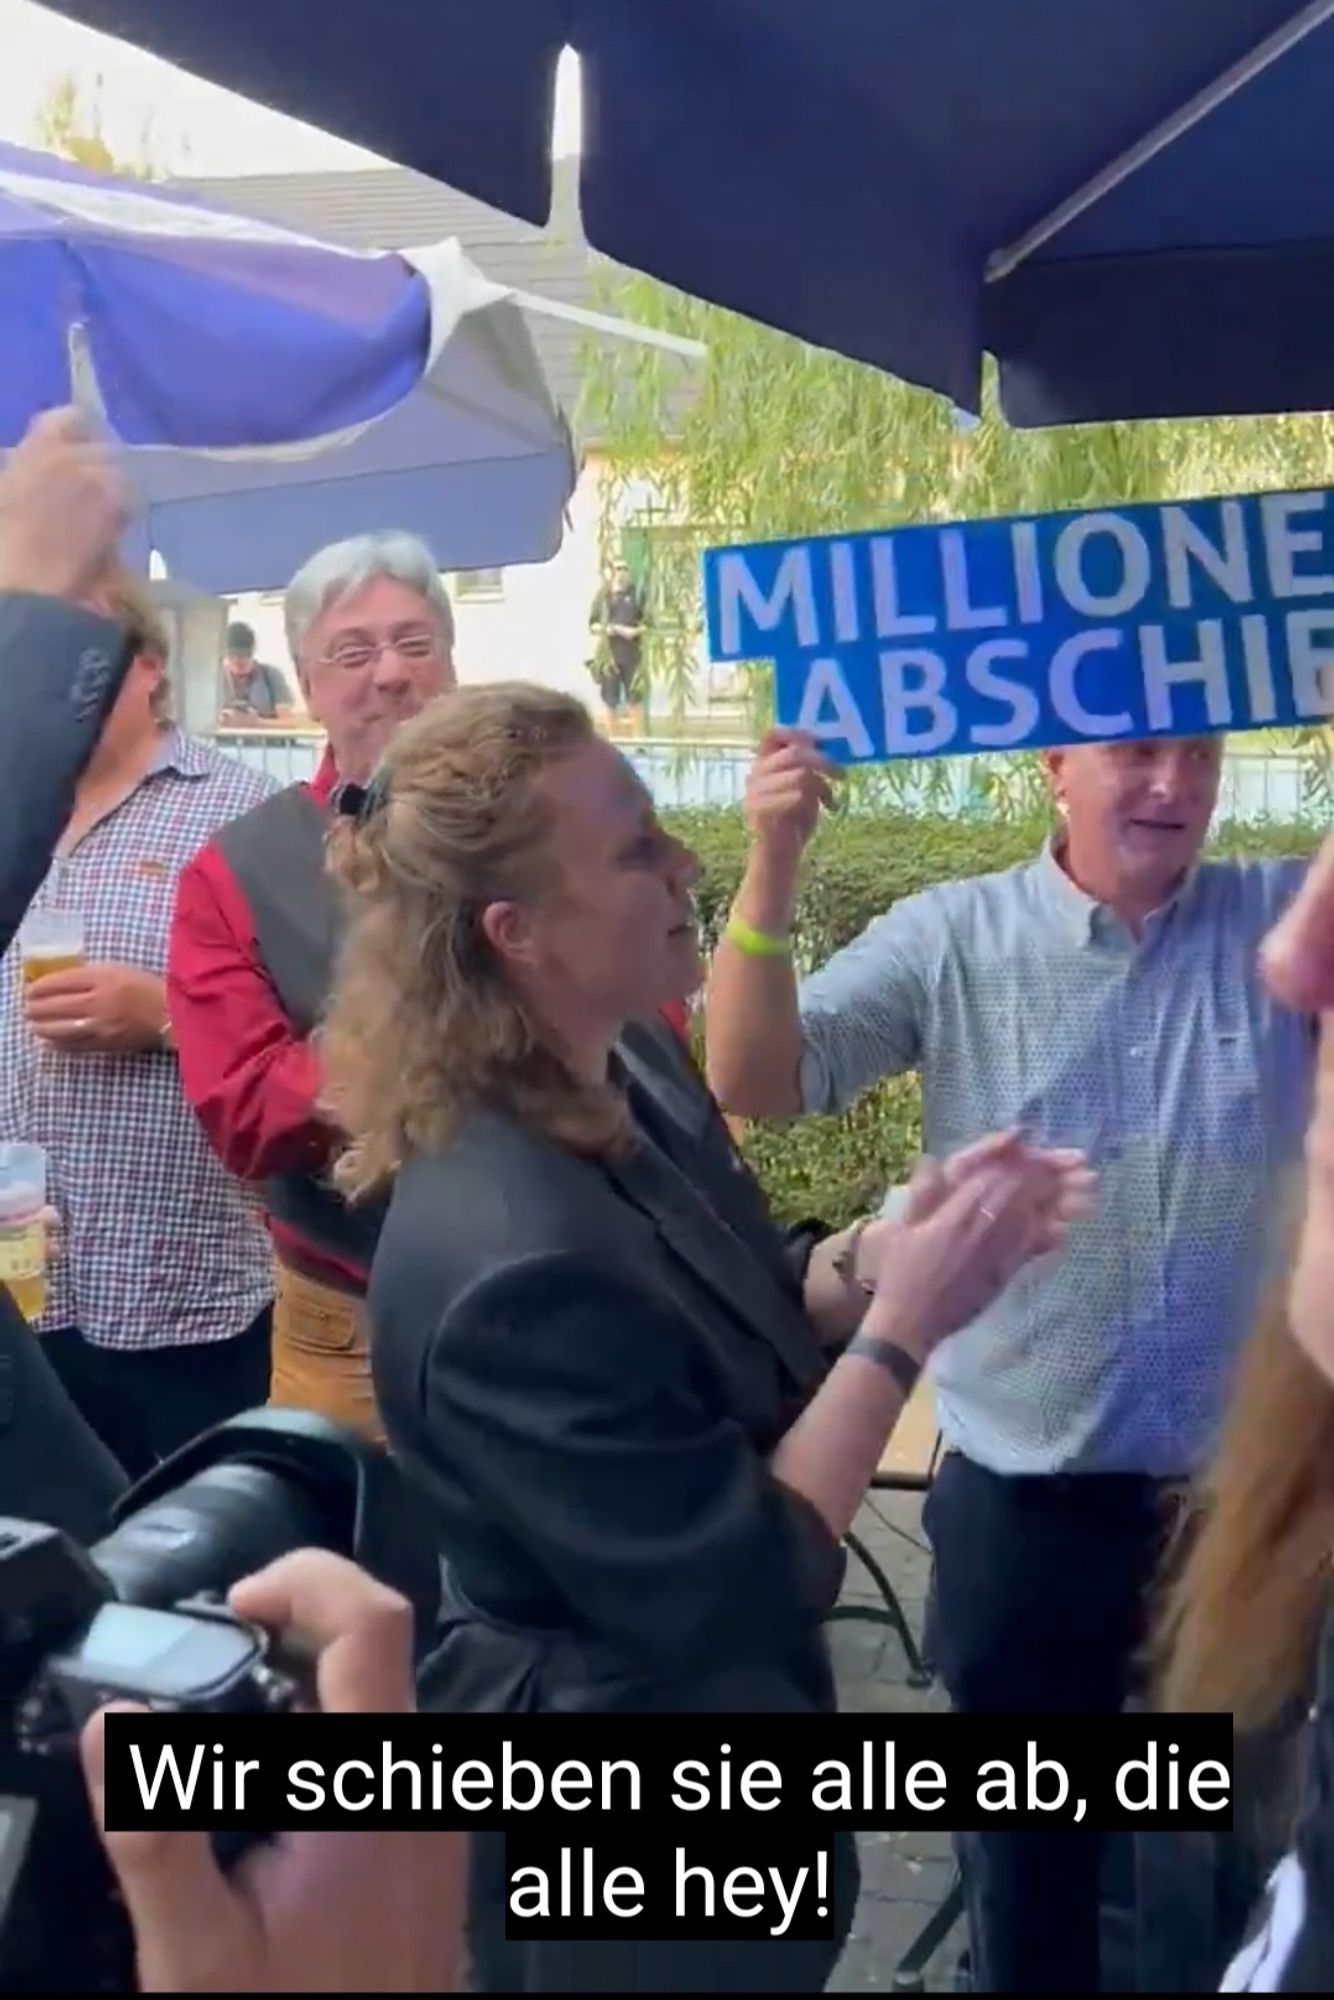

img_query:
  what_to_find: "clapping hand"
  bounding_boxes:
[1261,839,1334,1380]
[859,1130,1095,1363]
[1262,837,1334,1016]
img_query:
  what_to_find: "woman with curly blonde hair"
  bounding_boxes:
[322,681,1090,1994]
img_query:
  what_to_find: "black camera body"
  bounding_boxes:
[0,1409,440,1992]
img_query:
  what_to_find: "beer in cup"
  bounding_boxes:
[19,909,84,987]
[0,1144,48,1322]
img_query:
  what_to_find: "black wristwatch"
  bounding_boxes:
[847,1329,923,1398]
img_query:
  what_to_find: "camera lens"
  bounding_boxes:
[90,1462,331,1608]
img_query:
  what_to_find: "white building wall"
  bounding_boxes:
[449,456,604,707]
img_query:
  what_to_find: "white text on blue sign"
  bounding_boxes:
[701,493,1334,762]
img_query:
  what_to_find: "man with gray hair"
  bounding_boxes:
[167,532,456,1439]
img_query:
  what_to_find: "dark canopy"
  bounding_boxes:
[43,1,1334,423]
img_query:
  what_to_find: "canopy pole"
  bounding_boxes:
[67,320,113,434]
[986,0,1334,282]
[506,287,707,358]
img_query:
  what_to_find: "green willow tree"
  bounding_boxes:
[34,75,159,180]
[580,270,1334,814]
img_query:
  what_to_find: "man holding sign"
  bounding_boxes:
[704,721,1313,1992]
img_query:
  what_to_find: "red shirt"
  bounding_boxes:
[659,996,690,1041]
[167,747,361,1287]
[167,749,694,1294]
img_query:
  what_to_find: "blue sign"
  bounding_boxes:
[701,491,1334,762]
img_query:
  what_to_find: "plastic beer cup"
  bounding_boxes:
[0,1144,48,1322]
[19,909,84,987]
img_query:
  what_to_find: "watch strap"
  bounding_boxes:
[832,1215,875,1297]
[847,1330,923,1398]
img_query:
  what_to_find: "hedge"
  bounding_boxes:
[662,807,1322,1231]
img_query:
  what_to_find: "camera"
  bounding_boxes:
[0,1408,441,1992]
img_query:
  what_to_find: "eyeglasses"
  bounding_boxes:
[318,630,441,672]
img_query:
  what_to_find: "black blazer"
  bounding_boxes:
[369,1017,845,1717]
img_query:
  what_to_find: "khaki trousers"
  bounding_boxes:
[269,1252,384,1445]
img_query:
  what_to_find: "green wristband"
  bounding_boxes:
[724,913,792,958]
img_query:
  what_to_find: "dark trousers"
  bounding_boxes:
[43,1307,272,1483]
[923,1451,1182,1994]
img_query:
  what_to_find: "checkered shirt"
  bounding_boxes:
[798,842,1316,1477]
[0,731,278,1350]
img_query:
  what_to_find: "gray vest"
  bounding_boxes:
[212,785,387,1283]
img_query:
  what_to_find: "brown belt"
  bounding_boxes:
[269,1249,385,1446]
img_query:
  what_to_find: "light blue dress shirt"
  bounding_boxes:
[797,843,1315,1476]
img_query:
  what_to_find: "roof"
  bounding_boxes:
[172,160,693,438]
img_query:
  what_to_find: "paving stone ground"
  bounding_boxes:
[826,1489,958,1994]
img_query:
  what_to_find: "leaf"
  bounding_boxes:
[32,72,160,179]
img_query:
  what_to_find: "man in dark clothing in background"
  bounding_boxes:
[218,618,295,724]
[588,558,647,732]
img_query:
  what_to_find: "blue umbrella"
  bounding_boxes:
[0,139,577,587]
[43,0,1334,425]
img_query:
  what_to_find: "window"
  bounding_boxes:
[454,567,505,601]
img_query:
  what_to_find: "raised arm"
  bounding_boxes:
[705,728,931,1118]
[0,409,133,955]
